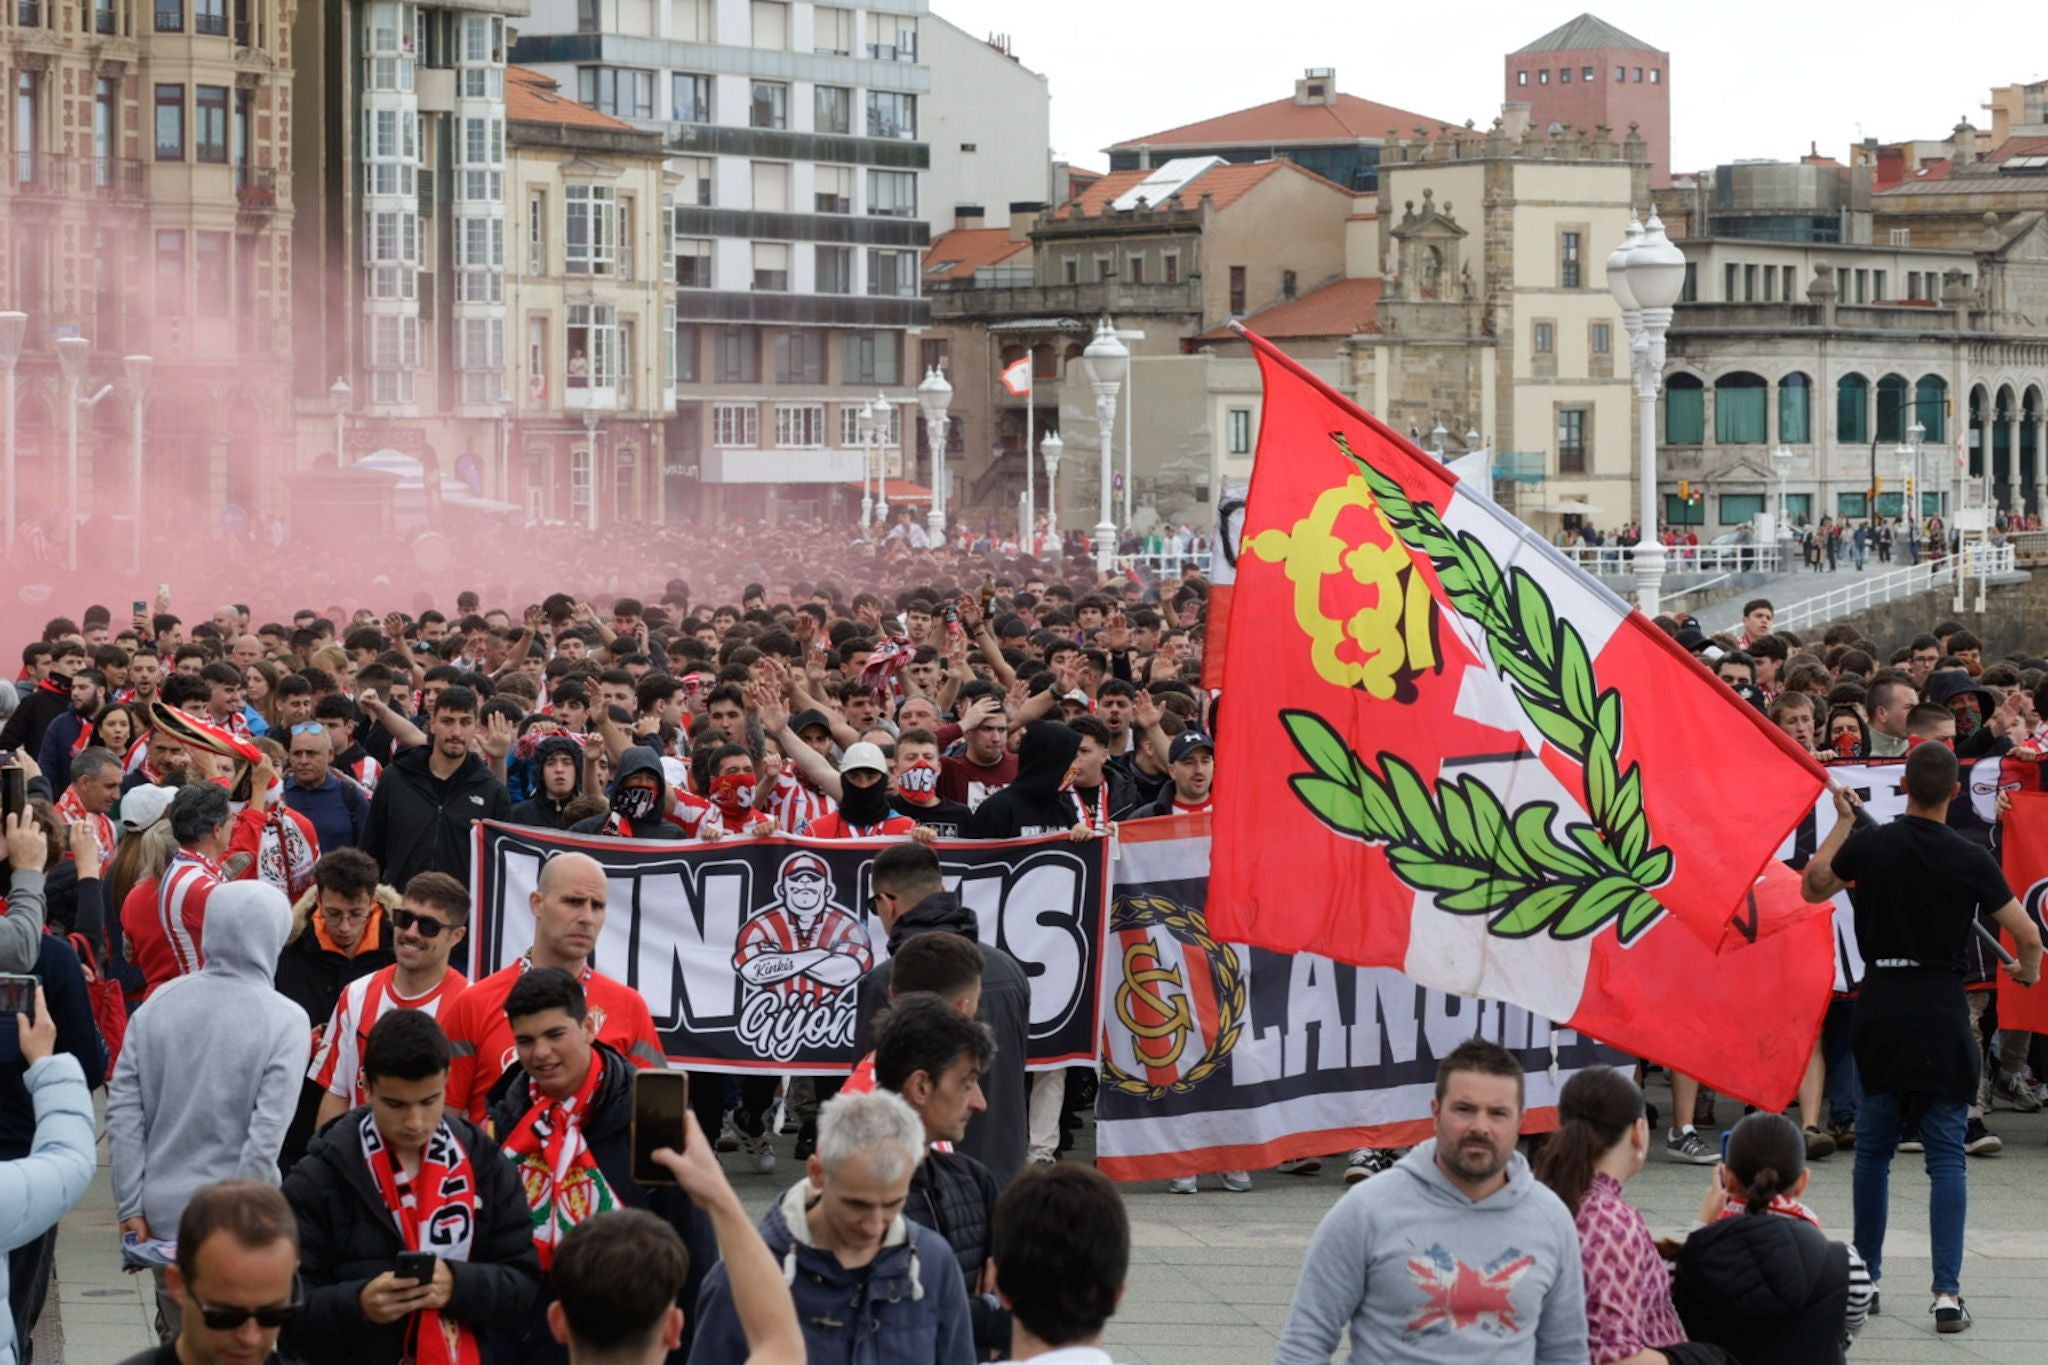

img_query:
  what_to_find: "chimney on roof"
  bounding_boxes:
[1009,201,1046,242]
[1295,68,1337,108]
[1953,120,1978,165]
[954,205,985,231]
[1498,102,1533,142]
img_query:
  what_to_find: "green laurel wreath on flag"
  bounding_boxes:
[1279,435,1674,944]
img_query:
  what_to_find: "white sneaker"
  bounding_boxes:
[1220,1170,1252,1192]
[1275,1157,1321,1176]
[739,1131,776,1174]
[1168,1176,1197,1194]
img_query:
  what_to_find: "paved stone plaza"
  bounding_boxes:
[35,1075,2048,1363]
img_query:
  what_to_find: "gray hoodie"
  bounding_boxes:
[1275,1140,1587,1365]
[107,880,311,1236]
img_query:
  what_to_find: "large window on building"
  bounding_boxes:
[676,156,712,207]
[1778,373,1811,443]
[715,327,758,383]
[154,84,185,160]
[815,245,852,295]
[155,229,185,315]
[567,303,618,389]
[1665,373,1705,444]
[675,238,712,288]
[774,330,824,384]
[750,161,789,212]
[1714,372,1767,444]
[865,91,915,140]
[814,85,851,135]
[749,80,787,130]
[192,84,229,163]
[867,249,917,298]
[672,73,711,123]
[813,5,852,55]
[841,331,899,385]
[1557,408,1587,473]
[814,165,852,214]
[1719,494,1765,527]
[1227,408,1252,456]
[578,67,652,119]
[15,71,40,185]
[866,169,915,218]
[1837,373,1869,444]
[749,0,787,48]
[565,185,616,275]
[750,242,789,291]
[713,402,758,446]
[1916,375,1948,442]
[1876,373,1910,443]
[775,403,824,447]
[194,0,225,35]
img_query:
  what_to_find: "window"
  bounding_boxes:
[455,217,504,302]
[1130,255,1147,284]
[1719,494,1765,527]
[814,5,852,54]
[813,85,851,135]
[815,245,853,294]
[1714,372,1767,444]
[1561,67,1572,84]
[866,91,915,140]
[675,238,712,287]
[1837,373,1869,443]
[749,0,786,47]
[565,185,616,275]
[774,331,824,383]
[579,67,653,120]
[1226,408,1252,455]
[194,0,224,34]
[1281,268,1297,298]
[1782,264,1795,299]
[775,404,825,447]
[1838,492,1868,519]
[455,116,503,202]
[1590,322,1611,354]
[1743,264,1756,301]
[1634,67,1643,81]
[1560,231,1581,288]
[155,229,185,315]
[459,317,503,373]
[750,161,789,212]
[94,77,116,183]
[15,71,40,184]
[672,73,711,123]
[868,249,917,298]
[714,403,759,446]
[1762,266,1775,303]
[715,328,758,382]
[842,403,899,446]
[672,0,712,41]
[1229,265,1246,314]
[1778,373,1812,443]
[1784,492,1813,524]
[155,84,185,160]
[1539,69,1549,84]
[677,156,712,207]
[1664,493,1704,526]
[1650,68,1661,84]
[1681,262,1698,302]
[1876,373,1909,442]
[814,165,852,214]
[1723,263,1737,301]
[528,191,546,273]
[1582,66,1594,81]
[1854,269,1867,304]
[866,10,917,61]
[674,321,699,383]
[155,0,181,30]
[567,303,618,389]
[1095,256,1111,283]
[1615,65,1625,81]
[1557,409,1586,473]
[842,331,899,385]
[1164,253,1179,284]
[1873,270,1886,302]
[751,242,789,291]
[749,80,787,129]
[1063,258,1078,285]
[1517,71,1528,86]
[867,169,916,218]
[1916,375,1948,442]
[1665,373,1705,443]
[529,317,548,399]
[1533,321,1554,353]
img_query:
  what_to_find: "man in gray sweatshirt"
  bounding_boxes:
[1275,1039,1587,1365]
[107,879,310,1338]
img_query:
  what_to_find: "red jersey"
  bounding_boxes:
[440,959,666,1121]
[664,789,725,840]
[117,817,262,998]
[771,772,836,832]
[800,811,916,839]
[308,964,469,1106]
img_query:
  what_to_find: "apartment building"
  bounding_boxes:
[504,64,674,523]
[3,0,296,519]
[513,0,933,521]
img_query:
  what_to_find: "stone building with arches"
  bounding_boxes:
[1661,219,2048,534]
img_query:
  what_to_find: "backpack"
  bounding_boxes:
[66,930,129,1073]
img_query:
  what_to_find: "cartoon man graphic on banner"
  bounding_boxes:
[732,850,875,1059]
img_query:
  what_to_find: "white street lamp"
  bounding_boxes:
[856,400,877,530]
[1429,420,1448,457]
[581,407,603,532]
[917,364,952,542]
[1771,444,1793,547]
[1608,212,1684,615]
[873,391,891,527]
[1465,427,1482,452]
[1040,429,1064,554]
[125,355,152,576]
[56,336,91,575]
[0,311,24,557]
[329,375,352,468]
[1083,317,1128,571]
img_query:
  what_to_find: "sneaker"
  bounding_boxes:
[1168,1176,1197,1194]
[739,1130,776,1174]
[1276,1157,1322,1177]
[1932,1295,1970,1334]
[1827,1119,1856,1150]
[1964,1118,2002,1156]
[1344,1147,1402,1185]
[1991,1069,2043,1112]
[1219,1170,1252,1192]
[1803,1126,1836,1161]
[1666,1127,1718,1165]
[792,1123,816,1163]
[715,1116,739,1153]
[1898,1127,1923,1153]
[1868,1287,1880,1317]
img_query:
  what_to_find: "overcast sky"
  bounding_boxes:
[934,1,2048,173]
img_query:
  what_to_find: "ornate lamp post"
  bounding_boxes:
[125,354,152,575]
[856,400,876,530]
[1040,428,1063,555]
[56,336,91,574]
[1607,212,1685,615]
[1082,318,1128,571]
[873,391,891,527]
[329,375,352,467]
[917,364,952,542]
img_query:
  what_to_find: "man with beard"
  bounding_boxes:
[1276,1040,1588,1364]
[36,667,106,796]
[360,686,510,889]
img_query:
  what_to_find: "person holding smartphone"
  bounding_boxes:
[282,1009,539,1365]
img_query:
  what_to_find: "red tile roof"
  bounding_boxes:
[1987,135,2048,163]
[1053,159,1348,219]
[1112,92,1454,151]
[1200,276,1382,341]
[506,66,635,131]
[922,227,1031,282]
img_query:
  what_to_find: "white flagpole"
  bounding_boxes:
[1023,360,1035,555]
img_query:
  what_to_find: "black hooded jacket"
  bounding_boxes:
[964,721,1082,840]
[1926,671,2013,763]
[359,745,512,889]
[854,890,1030,1182]
[568,745,682,839]
[0,673,74,756]
[1674,1212,1852,1365]
[907,1147,1010,1357]
[509,734,584,830]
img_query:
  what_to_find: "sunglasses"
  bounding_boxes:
[391,909,454,938]
[194,1279,302,1331]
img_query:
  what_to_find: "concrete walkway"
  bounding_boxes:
[32,1073,2048,1363]
[1691,550,1911,634]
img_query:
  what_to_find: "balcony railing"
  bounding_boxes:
[234,164,277,209]
[194,8,228,35]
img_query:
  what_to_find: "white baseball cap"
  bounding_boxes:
[838,742,890,777]
[120,784,178,835]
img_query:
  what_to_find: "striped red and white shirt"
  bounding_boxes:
[309,964,470,1106]
[54,787,116,859]
[119,849,222,997]
[346,753,383,791]
[770,772,836,833]
[732,906,873,1005]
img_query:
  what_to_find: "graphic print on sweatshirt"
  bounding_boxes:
[1403,1244,1536,1338]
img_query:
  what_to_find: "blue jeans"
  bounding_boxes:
[1853,1092,1967,1294]
[1822,1001,1861,1127]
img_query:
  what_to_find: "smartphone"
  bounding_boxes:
[0,973,36,1021]
[1719,1130,1731,1165]
[1,766,26,825]
[155,583,171,611]
[132,599,147,616]
[630,1069,690,1184]
[393,1251,437,1285]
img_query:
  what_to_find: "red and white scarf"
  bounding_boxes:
[499,1057,616,1270]
[1069,784,1110,835]
[54,787,115,860]
[1716,1193,1824,1228]
[361,1113,481,1365]
[252,799,318,900]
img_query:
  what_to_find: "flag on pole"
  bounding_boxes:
[1204,328,1836,1108]
[1000,355,1032,397]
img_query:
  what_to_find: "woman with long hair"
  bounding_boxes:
[1536,1069,1717,1365]
[244,659,286,734]
[1674,1112,1872,1363]
[93,703,141,768]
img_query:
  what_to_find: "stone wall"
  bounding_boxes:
[1809,571,2041,657]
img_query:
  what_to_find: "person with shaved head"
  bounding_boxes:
[436,852,667,1121]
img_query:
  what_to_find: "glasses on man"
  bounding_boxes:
[390,909,451,938]
[194,1277,303,1331]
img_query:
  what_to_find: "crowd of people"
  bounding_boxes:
[0,543,2041,1363]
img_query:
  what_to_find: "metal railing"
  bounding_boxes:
[10,154,148,198]
[234,164,277,209]
[1557,543,1780,576]
[1772,543,2015,632]
[1115,550,1213,577]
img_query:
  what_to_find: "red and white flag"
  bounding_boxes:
[1000,355,1032,398]
[1205,329,1836,1108]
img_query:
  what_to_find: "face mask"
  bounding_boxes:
[614,783,659,823]
[897,761,939,797]
[711,771,754,809]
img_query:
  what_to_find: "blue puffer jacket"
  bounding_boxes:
[684,1178,973,1365]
